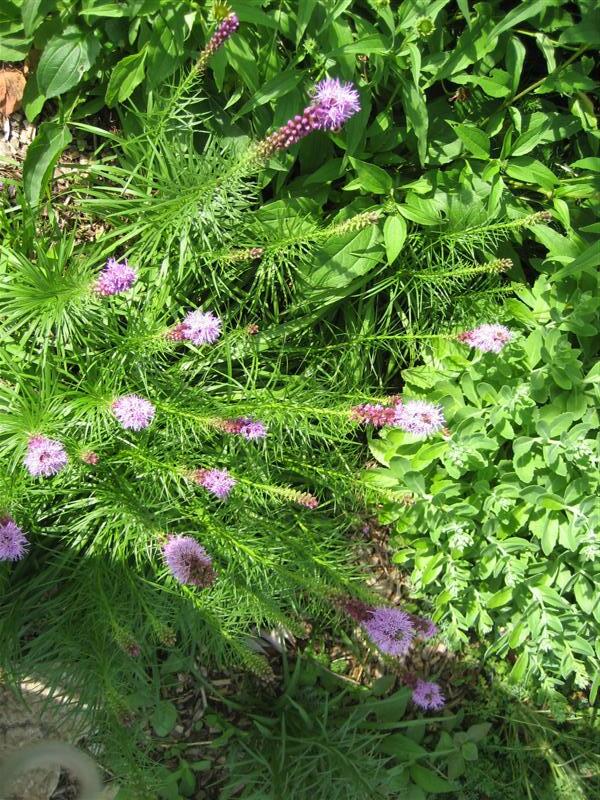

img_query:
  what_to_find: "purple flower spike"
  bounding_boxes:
[458,323,513,353]
[94,257,137,296]
[393,400,445,438]
[24,435,68,477]
[0,517,29,561]
[202,13,239,59]
[112,394,155,430]
[222,417,267,440]
[163,535,215,588]
[362,606,415,657]
[179,310,222,345]
[312,78,361,130]
[411,615,438,639]
[411,680,445,711]
[351,403,397,428]
[192,468,236,499]
[256,78,360,158]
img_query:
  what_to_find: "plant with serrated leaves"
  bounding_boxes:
[364,272,599,697]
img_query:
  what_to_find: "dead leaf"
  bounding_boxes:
[0,70,26,118]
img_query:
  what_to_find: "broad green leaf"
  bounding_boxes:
[79,3,131,16]
[348,158,393,194]
[488,586,513,608]
[571,157,600,172]
[383,214,407,264]
[232,1,279,28]
[105,50,147,106]
[237,70,301,115]
[453,123,490,158]
[509,651,529,683]
[541,518,559,555]
[36,26,100,98]
[0,38,32,61]
[23,122,72,206]
[306,225,382,289]
[410,765,456,794]
[150,701,178,737]
[505,35,526,94]
[574,577,596,615]
[378,733,427,759]
[506,157,559,188]
[22,0,47,36]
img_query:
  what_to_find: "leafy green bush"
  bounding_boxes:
[365,271,599,695]
[1,0,231,117]
[211,655,486,800]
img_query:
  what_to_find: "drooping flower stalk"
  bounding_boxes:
[254,78,361,160]
[24,436,68,477]
[0,516,29,561]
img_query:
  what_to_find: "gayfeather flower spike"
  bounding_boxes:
[169,310,222,345]
[411,679,446,711]
[220,417,268,440]
[196,13,239,72]
[393,400,445,438]
[24,435,68,477]
[93,257,137,296]
[190,468,236,499]
[255,77,360,159]
[163,535,216,588]
[351,402,398,428]
[458,323,514,353]
[0,516,29,561]
[112,394,155,431]
[362,606,416,657]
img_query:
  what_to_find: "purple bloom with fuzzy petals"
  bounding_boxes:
[312,78,361,130]
[0,517,28,561]
[163,535,215,588]
[411,615,438,639]
[94,258,137,296]
[362,606,415,657]
[411,680,445,711]
[194,468,236,499]
[222,417,267,440]
[393,400,445,437]
[112,394,155,430]
[24,436,68,477]
[458,323,513,353]
[179,310,222,345]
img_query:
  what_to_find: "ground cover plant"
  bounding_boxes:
[1,1,599,797]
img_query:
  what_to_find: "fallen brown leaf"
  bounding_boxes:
[0,70,26,117]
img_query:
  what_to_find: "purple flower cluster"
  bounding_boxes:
[24,436,68,477]
[191,468,236,499]
[221,417,268,440]
[411,680,446,711]
[0,517,28,561]
[311,78,361,130]
[295,491,319,510]
[94,257,137,296]
[257,78,360,158]
[163,535,215,588]
[458,323,513,353]
[112,394,156,430]
[361,607,415,657]
[170,310,222,345]
[393,400,446,437]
